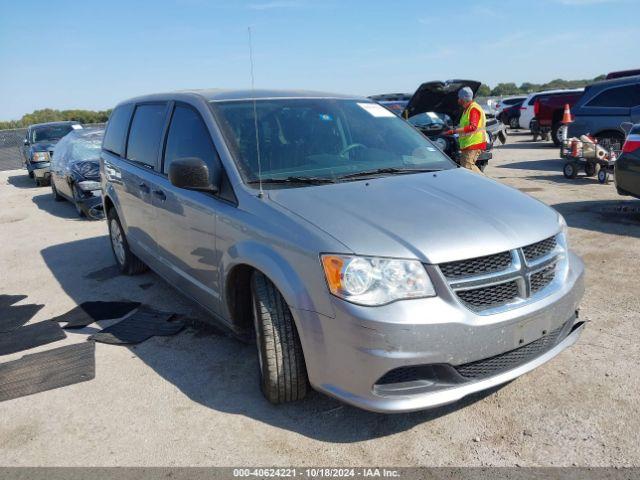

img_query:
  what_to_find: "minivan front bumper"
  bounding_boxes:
[293,251,585,413]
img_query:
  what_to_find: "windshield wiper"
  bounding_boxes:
[337,167,441,180]
[248,176,336,185]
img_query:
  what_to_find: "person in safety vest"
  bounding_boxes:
[444,86,487,174]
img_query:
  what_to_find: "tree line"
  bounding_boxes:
[0,108,112,131]
[477,75,606,97]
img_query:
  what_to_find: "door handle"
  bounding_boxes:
[153,189,166,200]
[138,182,150,193]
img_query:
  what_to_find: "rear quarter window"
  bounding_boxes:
[586,84,640,108]
[102,104,134,156]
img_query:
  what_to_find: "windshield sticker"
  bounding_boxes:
[319,113,333,121]
[357,103,395,118]
[71,124,83,130]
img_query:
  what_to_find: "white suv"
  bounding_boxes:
[519,89,584,130]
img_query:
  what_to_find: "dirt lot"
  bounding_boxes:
[0,132,639,467]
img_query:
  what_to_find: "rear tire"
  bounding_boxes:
[598,169,610,184]
[509,117,519,129]
[107,208,148,275]
[251,271,308,404]
[585,162,598,177]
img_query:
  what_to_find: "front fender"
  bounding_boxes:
[223,240,321,314]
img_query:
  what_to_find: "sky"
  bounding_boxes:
[0,0,638,120]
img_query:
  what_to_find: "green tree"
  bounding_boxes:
[491,83,520,96]
[477,84,491,97]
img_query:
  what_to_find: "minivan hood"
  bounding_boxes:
[268,169,560,264]
[404,80,481,125]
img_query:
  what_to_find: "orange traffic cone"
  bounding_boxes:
[561,104,573,124]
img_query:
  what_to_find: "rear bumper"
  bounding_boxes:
[293,252,585,413]
[33,167,50,180]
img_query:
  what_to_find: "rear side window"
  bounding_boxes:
[163,105,220,174]
[586,85,640,108]
[126,103,167,168]
[103,104,134,156]
[527,96,538,106]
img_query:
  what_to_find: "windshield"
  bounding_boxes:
[408,112,447,128]
[210,99,453,185]
[71,137,102,161]
[32,125,75,143]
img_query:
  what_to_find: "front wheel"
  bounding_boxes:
[563,162,578,179]
[251,271,308,404]
[107,208,148,275]
[509,117,519,129]
[598,169,610,184]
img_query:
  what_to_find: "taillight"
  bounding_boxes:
[622,134,640,153]
[534,100,540,116]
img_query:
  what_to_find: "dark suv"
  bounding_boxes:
[567,76,640,151]
[21,121,81,185]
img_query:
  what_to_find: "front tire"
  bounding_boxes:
[551,123,564,146]
[563,162,578,179]
[509,117,519,129]
[51,181,64,201]
[251,271,308,404]
[107,208,148,275]
[598,169,610,184]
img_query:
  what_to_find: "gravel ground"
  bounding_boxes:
[0,131,639,467]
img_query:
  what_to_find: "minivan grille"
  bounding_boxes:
[437,234,562,314]
[439,251,512,279]
[457,281,519,310]
[523,236,556,262]
[530,263,557,294]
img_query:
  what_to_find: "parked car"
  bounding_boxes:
[494,96,526,119]
[498,100,524,130]
[615,123,640,199]
[102,89,585,413]
[21,121,82,186]
[518,89,583,131]
[567,75,640,151]
[402,80,505,171]
[531,90,584,145]
[50,128,104,218]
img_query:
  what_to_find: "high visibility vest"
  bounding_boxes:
[458,101,488,150]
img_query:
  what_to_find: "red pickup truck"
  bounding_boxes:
[530,90,584,145]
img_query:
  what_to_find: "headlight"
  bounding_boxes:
[321,254,436,306]
[557,214,569,249]
[76,180,101,191]
[434,137,448,151]
[32,152,50,162]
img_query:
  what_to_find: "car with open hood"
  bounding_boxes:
[101,89,585,413]
[21,121,82,185]
[401,80,505,171]
[50,128,104,219]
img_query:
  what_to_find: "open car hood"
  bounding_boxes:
[403,80,481,125]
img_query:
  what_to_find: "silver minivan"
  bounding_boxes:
[101,89,585,413]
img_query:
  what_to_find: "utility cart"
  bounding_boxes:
[560,136,618,184]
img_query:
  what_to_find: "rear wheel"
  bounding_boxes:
[585,162,599,177]
[551,123,564,146]
[563,162,578,179]
[251,271,308,404]
[107,208,148,275]
[598,169,610,184]
[509,117,519,129]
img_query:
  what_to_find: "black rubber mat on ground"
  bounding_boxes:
[89,306,185,345]
[51,301,141,329]
[0,321,66,356]
[0,342,95,402]
[0,295,44,333]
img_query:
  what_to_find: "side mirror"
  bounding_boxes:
[621,122,634,135]
[169,157,219,193]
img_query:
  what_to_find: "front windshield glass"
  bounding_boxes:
[210,99,453,184]
[32,125,75,143]
[408,112,447,128]
[71,137,102,161]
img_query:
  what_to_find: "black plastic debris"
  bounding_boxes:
[89,306,185,345]
[0,295,44,333]
[0,342,95,402]
[0,321,66,356]
[51,301,141,329]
